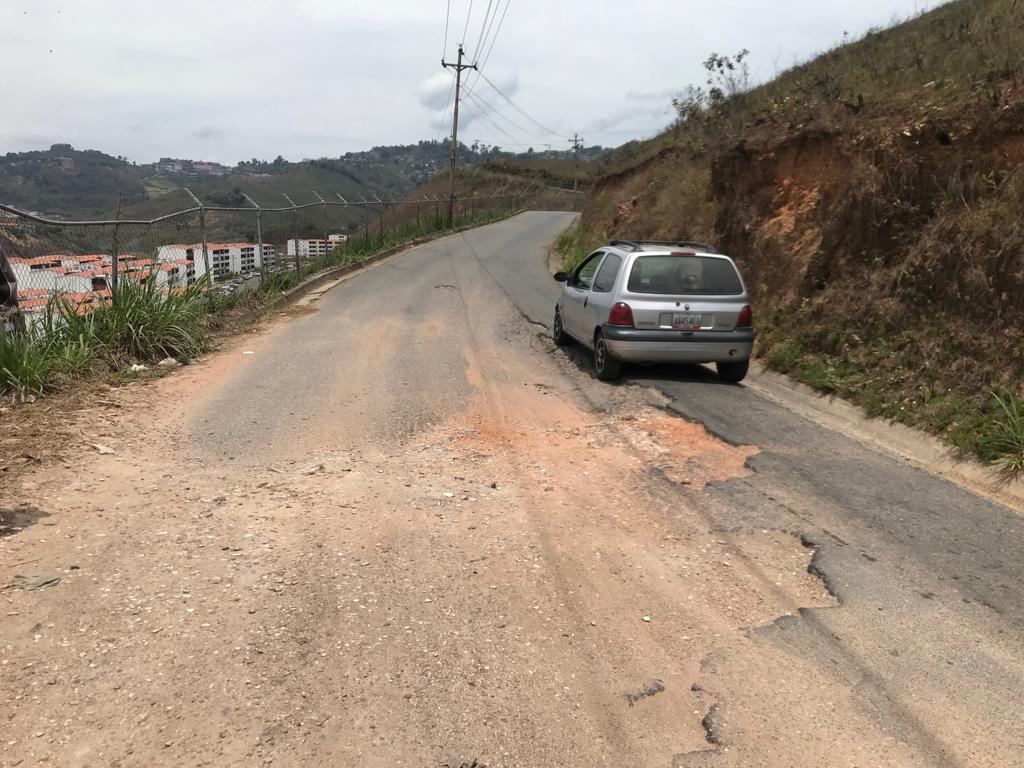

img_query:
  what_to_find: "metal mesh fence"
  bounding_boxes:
[1,192,531,331]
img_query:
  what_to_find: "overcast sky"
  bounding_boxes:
[2,0,944,164]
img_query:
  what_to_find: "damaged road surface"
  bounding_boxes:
[2,212,1023,767]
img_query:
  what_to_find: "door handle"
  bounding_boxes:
[583,296,588,308]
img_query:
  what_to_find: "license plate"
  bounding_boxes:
[672,312,702,330]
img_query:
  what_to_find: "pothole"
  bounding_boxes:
[612,408,759,489]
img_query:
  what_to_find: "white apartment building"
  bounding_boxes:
[287,235,347,260]
[156,242,272,280]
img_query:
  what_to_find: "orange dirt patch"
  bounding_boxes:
[615,409,758,489]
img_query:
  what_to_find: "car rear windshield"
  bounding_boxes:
[626,255,743,295]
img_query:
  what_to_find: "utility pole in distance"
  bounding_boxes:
[571,133,584,193]
[442,44,477,226]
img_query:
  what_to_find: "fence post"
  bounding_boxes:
[314,191,328,255]
[243,194,264,287]
[335,193,350,256]
[110,193,121,302]
[363,204,370,245]
[282,194,300,275]
[184,188,211,283]
[374,196,384,241]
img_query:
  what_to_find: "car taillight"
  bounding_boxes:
[608,302,634,326]
[736,305,753,328]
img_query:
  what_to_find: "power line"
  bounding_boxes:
[463,92,530,147]
[460,98,523,149]
[477,70,569,141]
[460,0,474,45]
[463,0,510,96]
[442,0,451,58]
[475,0,511,79]
[465,88,566,144]
[471,0,495,63]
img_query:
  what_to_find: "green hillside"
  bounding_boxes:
[0,140,591,224]
[0,145,148,218]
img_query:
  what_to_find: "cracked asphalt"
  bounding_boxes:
[1,212,1022,767]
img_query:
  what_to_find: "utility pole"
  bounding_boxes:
[442,44,477,226]
[571,133,584,193]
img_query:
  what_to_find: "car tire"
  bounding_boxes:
[716,359,749,383]
[593,331,622,381]
[553,308,570,347]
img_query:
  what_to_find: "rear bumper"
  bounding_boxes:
[602,325,754,363]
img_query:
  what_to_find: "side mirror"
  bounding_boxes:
[553,271,568,283]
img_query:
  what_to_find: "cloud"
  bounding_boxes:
[418,71,455,112]
[625,89,680,103]
[193,126,226,140]
[585,90,676,135]
[0,0,945,161]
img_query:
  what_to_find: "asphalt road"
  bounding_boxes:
[192,211,1024,766]
[3,212,1022,768]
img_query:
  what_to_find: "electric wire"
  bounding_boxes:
[471,0,494,63]
[464,0,510,94]
[459,98,521,149]
[474,0,511,80]
[442,0,451,58]
[477,70,569,140]
[460,0,474,45]
[464,88,567,145]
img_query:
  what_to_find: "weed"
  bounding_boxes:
[0,323,91,398]
[54,277,209,364]
[987,392,1024,482]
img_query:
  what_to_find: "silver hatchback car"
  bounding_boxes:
[553,240,754,382]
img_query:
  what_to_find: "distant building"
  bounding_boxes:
[155,158,229,176]
[287,237,345,259]
[157,242,270,279]
[193,162,229,176]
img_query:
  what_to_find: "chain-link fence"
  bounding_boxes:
[0,191,533,331]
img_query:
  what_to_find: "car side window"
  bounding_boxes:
[573,252,604,291]
[592,253,623,293]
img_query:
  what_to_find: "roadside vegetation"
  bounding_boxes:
[1,199,516,401]
[555,0,1024,480]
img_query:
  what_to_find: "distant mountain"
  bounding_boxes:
[0,141,600,222]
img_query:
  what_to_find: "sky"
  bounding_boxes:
[2,0,946,164]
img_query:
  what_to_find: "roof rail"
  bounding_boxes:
[609,239,719,253]
[641,240,719,252]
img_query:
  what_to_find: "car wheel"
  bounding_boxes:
[716,359,749,383]
[553,308,570,347]
[593,331,622,381]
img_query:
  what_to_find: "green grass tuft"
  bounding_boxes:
[987,393,1024,483]
[55,277,209,364]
